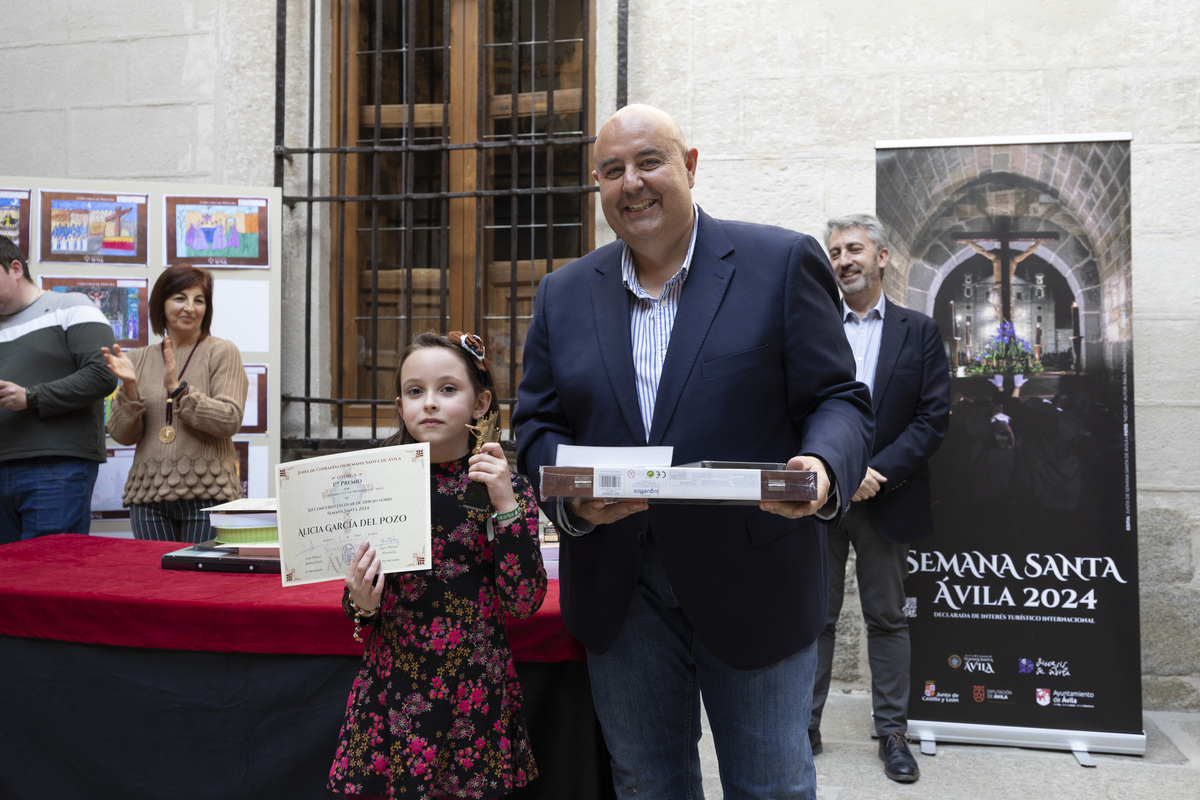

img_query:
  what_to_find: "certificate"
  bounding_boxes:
[274,443,431,587]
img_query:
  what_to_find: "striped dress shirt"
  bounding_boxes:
[621,207,701,442]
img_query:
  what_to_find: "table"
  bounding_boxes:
[0,535,612,800]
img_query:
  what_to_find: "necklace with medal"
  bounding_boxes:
[159,339,200,444]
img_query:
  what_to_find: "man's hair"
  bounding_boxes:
[149,265,215,337]
[0,237,31,281]
[825,213,888,253]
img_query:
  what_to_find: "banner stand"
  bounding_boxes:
[908,718,1146,758]
[876,135,1143,760]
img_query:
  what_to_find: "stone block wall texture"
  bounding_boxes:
[0,0,275,184]
[1,0,1196,708]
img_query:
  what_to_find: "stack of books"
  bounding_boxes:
[161,498,281,572]
[208,498,279,557]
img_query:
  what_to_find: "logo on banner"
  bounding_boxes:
[1036,688,1051,706]
[1039,688,1097,709]
[963,654,995,673]
[921,681,960,704]
[949,653,995,673]
[1018,657,1035,674]
[973,685,986,703]
[1035,658,1071,677]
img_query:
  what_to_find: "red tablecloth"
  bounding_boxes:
[0,534,583,662]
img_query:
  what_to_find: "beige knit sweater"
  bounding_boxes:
[107,335,248,505]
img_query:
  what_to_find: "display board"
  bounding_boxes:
[2,176,283,537]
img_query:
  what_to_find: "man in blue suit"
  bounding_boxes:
[514,104,874,800]
[808,214,951,783]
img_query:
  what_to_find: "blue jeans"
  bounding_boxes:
[0,457,99,544]
[587,534,817,800]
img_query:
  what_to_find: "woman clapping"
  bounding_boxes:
[103,266,247,542]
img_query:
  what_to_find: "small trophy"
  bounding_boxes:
[464,410,501,511]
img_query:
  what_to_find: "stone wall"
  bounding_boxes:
[1,0,276,184]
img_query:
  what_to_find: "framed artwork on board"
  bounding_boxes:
[0,188,31,253]
[165,195,270,269]
[38,190,149,265]
[40,275,150,348]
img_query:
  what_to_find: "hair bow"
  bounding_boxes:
[453,332,486,363]
[446,330,491,386]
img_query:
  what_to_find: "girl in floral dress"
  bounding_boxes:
[329,332,547,799]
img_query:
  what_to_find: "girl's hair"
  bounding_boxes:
[149,265,214,337]
[387,331,497,445]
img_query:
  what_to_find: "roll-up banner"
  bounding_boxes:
[876,135,1143,756]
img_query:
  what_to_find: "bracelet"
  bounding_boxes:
[349,596,378,616]
[348,596,378,643]
[169,381,189,400]
[492,507,521,523]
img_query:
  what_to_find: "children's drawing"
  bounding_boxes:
[41,275,149,347]
[1,189,33,253]
[50,201,138,256]
[165,196,270,268]
[176,205,259,259]
[38,191,149,265]
[1,198,22,243]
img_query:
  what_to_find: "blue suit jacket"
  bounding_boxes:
[852,296,951,543]
[514,209,873,669]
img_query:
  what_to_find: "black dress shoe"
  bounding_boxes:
[878,731,919,782]
[809,729,823,756]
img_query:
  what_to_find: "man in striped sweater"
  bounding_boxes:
[0,238,117,543]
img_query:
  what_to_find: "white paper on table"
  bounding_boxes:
[207,497,278,513]
[274,443,431,587]
[555,444,674,467]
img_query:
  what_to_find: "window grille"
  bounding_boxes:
[274,0,594,453]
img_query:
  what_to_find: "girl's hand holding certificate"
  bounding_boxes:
[345,540,384,612]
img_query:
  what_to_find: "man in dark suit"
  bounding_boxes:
[808,214,951,783]
[513,105,873,799]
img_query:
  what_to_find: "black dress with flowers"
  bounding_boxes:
[328,456,548,799]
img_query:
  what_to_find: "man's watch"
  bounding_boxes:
[25,386,39,411]
[169,381,189,400]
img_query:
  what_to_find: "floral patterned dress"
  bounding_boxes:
[328,456,548,799]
